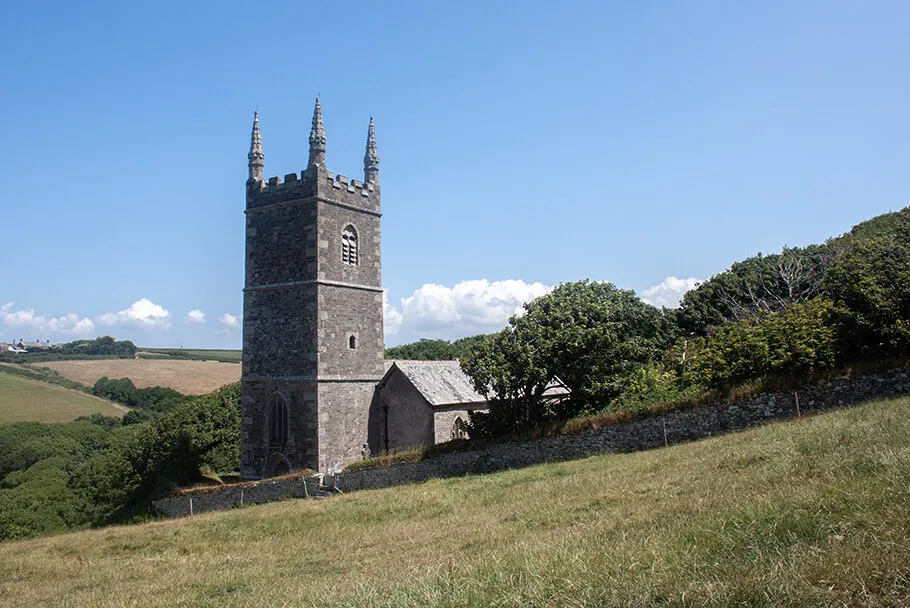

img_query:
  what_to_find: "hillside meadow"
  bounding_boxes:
[1,396,907,607]
[35,359,240,395]
[0,370,125,424]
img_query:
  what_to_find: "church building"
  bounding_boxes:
[241,100,507,477]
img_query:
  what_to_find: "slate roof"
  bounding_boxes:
[384,360,486,407]
[381,360,570,407]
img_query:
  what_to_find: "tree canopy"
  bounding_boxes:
[462,280,676,436]
[385,335,492,361]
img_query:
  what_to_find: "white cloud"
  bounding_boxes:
[383,292,403,335]
[98,298,171,330]
[2,308,35,327]
[2,305,96,337]
[640,276,702,309]
[387,279,551,342]
[185,309,206,324]
[220,313,241,328]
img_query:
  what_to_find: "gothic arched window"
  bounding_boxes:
[341,225,359,266]
[452,416,468,440]
[268,393,288,446]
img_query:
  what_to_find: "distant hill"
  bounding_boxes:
[1,396,907,606]
[138,348,242,364]
[0,369,125,424]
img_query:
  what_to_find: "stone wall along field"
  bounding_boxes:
[153,369,910,518]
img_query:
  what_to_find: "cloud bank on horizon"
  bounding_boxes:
[0,299,241,343]
[382,276,703,344]
[0,276,702,346]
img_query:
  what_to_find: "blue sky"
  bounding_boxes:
[1,1,908,348]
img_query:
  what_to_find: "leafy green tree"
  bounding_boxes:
[461,330,551,436]
[677,245,834,335]
[822,218,910,359]
[120,409,159,426]
[462,281,675,435]
[385,339,459,360]
[74,382,241,523]
[0,457,88,541]
[0,421,110,480]
[92,377,186,413]
[684,298,837,390]
[385,334,495,361]
[74,414,122,431]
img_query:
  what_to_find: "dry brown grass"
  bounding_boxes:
[33,359,240,395]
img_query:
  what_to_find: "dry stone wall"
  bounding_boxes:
[154,369,910,518]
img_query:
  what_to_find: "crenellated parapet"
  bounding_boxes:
[246,166,381,214]
[245,101,380,215]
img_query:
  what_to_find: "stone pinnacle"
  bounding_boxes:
[308,97,326,168]
[248,110,264,182]
[364,116,379,184]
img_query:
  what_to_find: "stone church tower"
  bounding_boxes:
[241,100,384,477]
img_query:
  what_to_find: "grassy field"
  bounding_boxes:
[139,348,242,363]
[34,359,240,395]
[0,370,125,424]
[1,397,908,606]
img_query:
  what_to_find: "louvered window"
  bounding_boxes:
[342,225,358,266]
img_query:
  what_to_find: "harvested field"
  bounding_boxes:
[34,359,240,395]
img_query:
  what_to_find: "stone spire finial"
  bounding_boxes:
[308,97,326,168]
[363,116,379,184]
[248,111,264,182]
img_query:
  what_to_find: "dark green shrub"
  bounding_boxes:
[685,298,837,390]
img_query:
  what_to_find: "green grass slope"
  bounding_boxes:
[1,397,909,607]
[0,370,124,424]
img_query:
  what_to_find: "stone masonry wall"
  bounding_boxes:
[154,477,322,518]
[242,159,384,478]
[317,381,379,473]
[156,369,910,518]
[379,371,435,452]
[241,380,318,476]
[433,408,476,444]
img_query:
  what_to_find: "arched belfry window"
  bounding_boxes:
[342,225,358,266]
[268,393,288,446]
